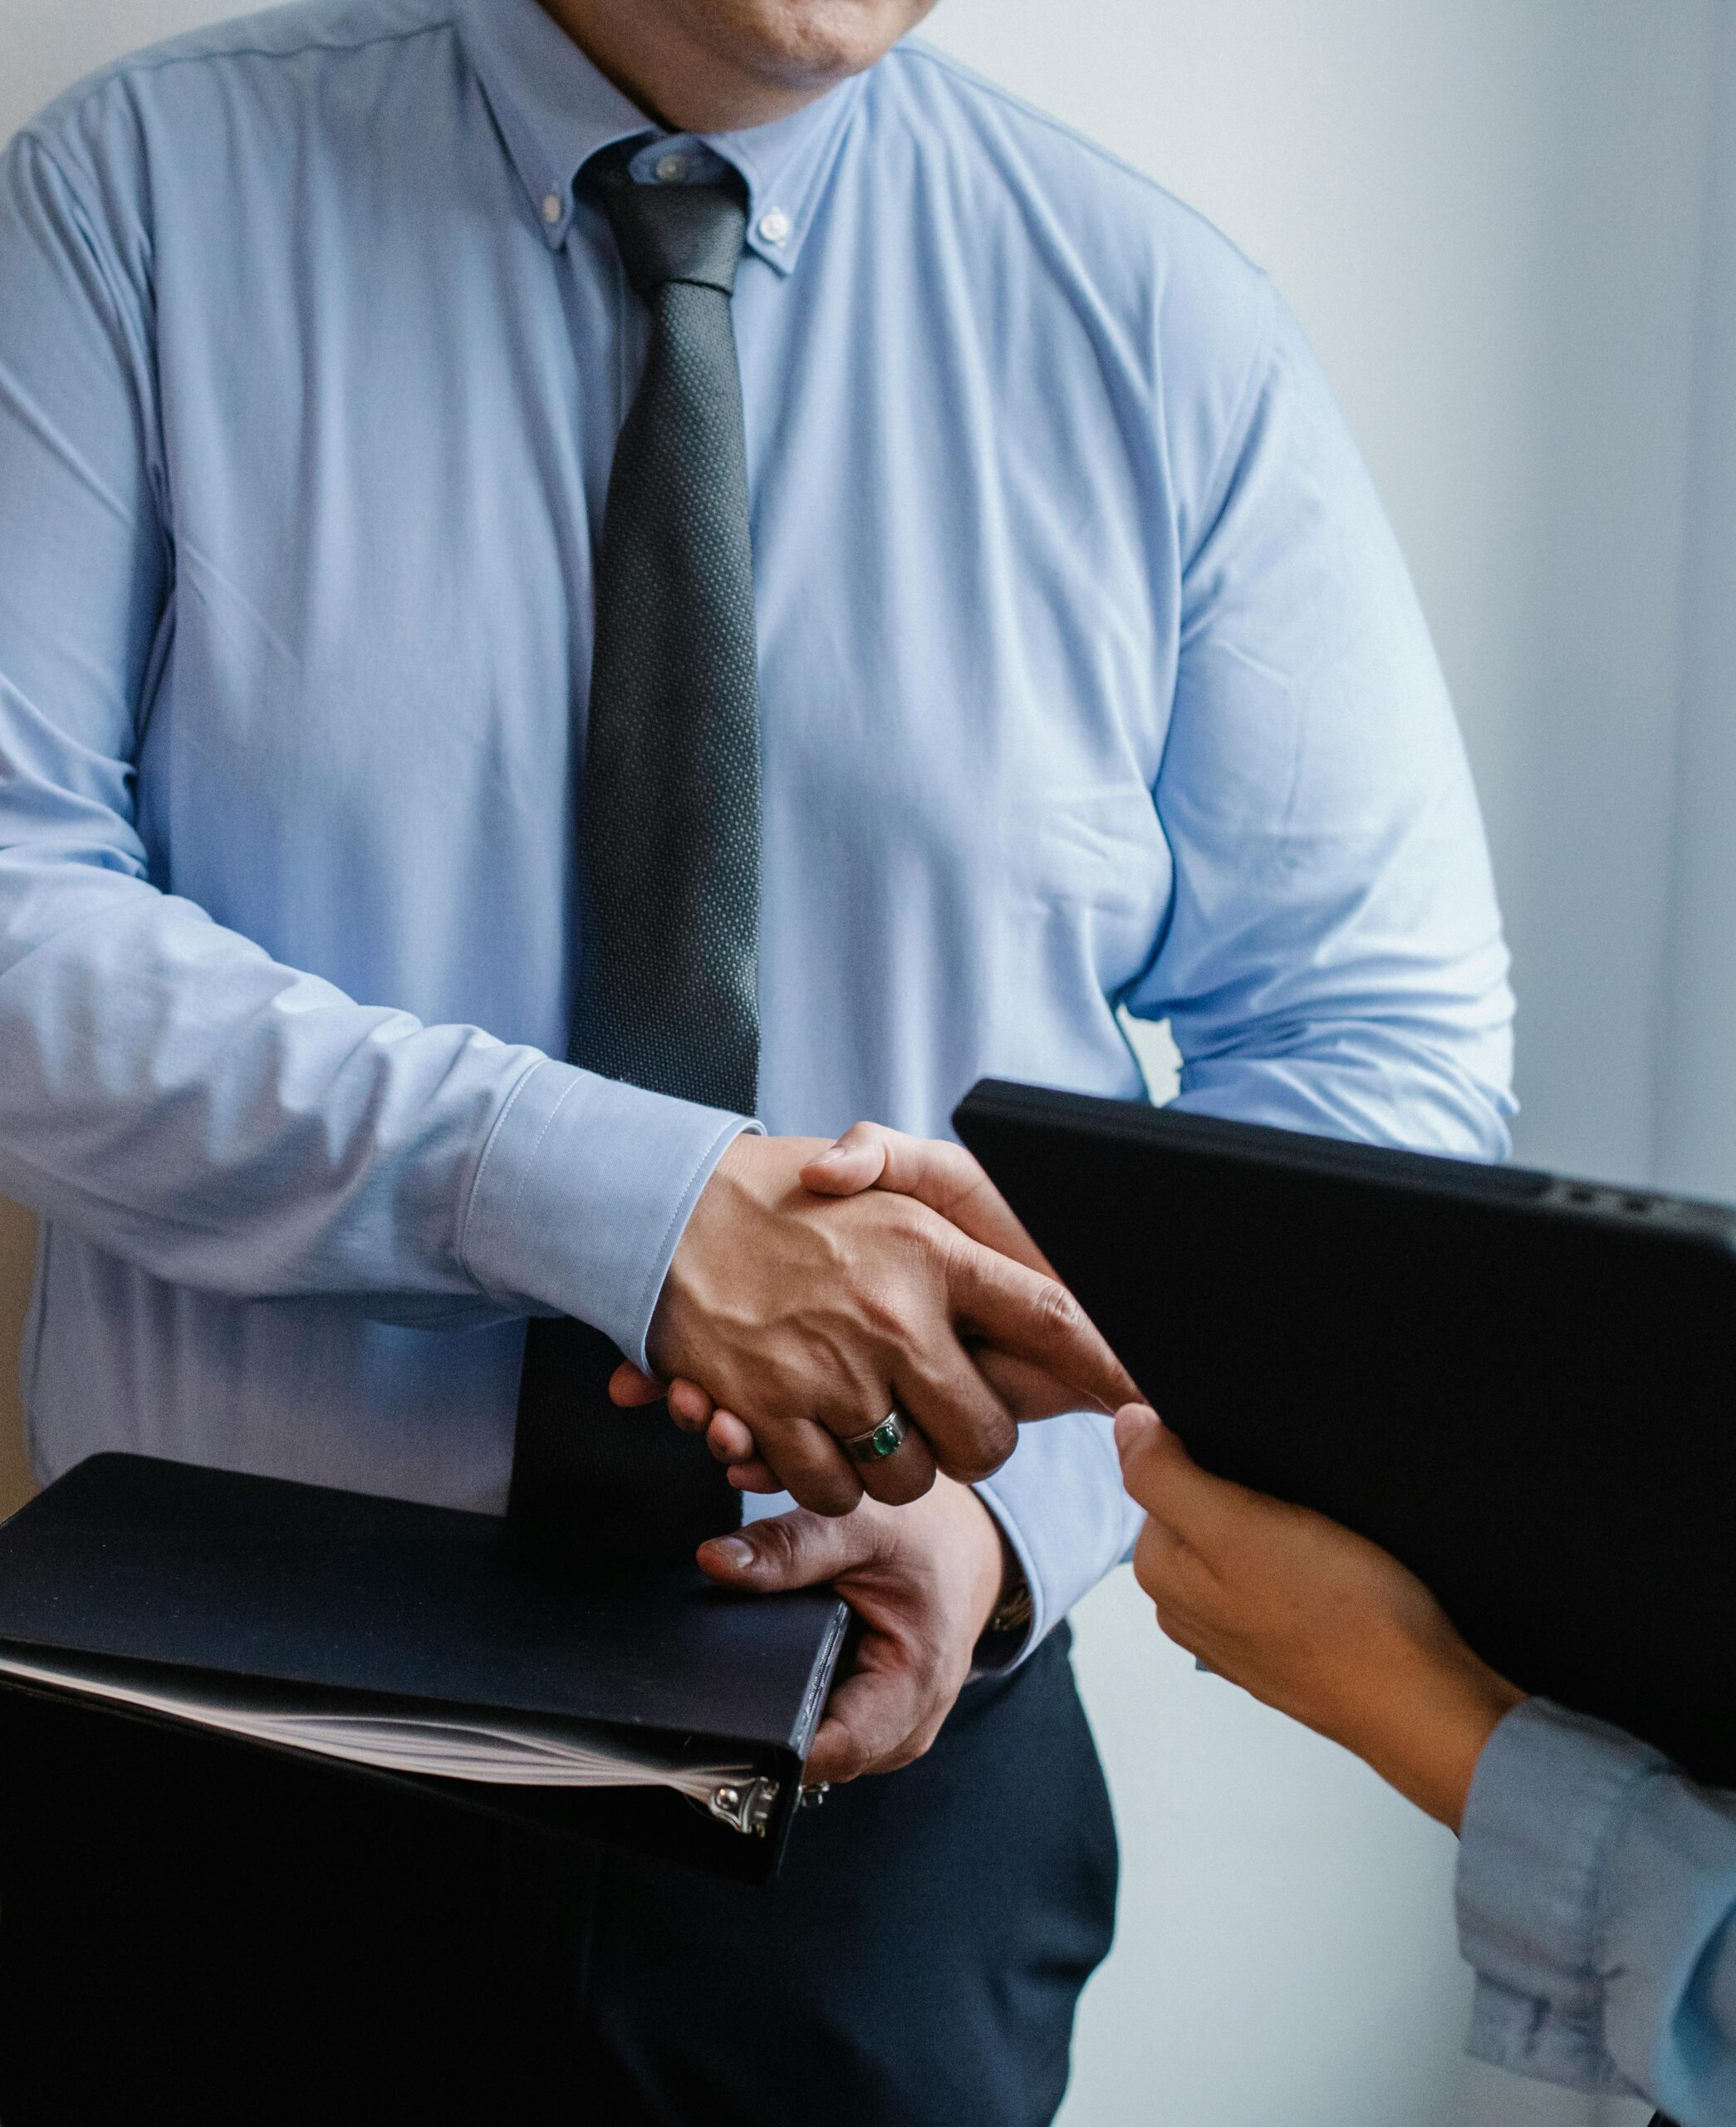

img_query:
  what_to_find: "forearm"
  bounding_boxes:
[0,857,748,1356]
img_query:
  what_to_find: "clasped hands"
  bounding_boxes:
[616,1122,1525,1820]
[611,1120,1135,1514]
[607,1122,1132,1787]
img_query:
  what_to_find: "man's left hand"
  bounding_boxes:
[696,1476,1008,1782]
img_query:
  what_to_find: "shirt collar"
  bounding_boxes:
[457,0,862,276]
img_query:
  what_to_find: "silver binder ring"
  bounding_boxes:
[843,1409,909,1466]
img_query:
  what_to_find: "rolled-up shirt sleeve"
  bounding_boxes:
[1456,1697,1736,2126]
[0,127,748,1366]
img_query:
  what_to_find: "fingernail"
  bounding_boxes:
[808,1143,846,1165]
[1113,1404,1157,1453]
[704,1535,755,1569]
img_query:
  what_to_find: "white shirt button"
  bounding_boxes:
[541,192,562,225]
[655,153,688,184]
[758,209,792,246]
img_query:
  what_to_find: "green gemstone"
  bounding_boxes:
[867,1418,902,1458]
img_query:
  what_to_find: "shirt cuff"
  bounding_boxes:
[1456,1698,1669,2079]
[458,1058,757,1367]
[1598,1751,1736,2119]
[972,1407,1145,1669]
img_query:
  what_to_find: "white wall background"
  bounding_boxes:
[1,2,1723,2123]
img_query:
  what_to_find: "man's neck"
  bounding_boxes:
[537,1,845,134]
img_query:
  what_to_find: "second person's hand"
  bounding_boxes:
[1115,1402,1525,1830]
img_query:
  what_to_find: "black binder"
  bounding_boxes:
[0,1453,850,1884]
[956,1078,1736,1788]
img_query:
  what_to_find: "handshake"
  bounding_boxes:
[611,1121,1138,1515]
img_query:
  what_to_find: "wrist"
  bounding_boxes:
[956,1486,1028,1659]
[919,1478,1009,1642]
[1347,1643,1525,1831]
[648,1130,818,1375]
[645,1124,777,1376]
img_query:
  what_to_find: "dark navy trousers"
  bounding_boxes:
[0,1627,1116,2125]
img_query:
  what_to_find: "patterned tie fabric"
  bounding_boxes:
[510,145,762,1568]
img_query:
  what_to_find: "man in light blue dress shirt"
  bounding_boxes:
[0,0,1514,2115]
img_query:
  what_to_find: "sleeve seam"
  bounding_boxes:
[11,130,171,570]
[1177,273,1281,587]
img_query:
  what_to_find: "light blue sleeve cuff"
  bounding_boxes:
[1456,1698,1668,2092]
[458,1057,758,1368]
[1598,1751,1736,2120]
[973,1407,1145,1669]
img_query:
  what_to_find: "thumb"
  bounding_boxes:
[1115,1411,1243,1560]
[799,1120,892,1198]
[1115,1403,1189,1507]
[697,1506,879,1591]
[607,1361,669,1408]
[804,1122,1052,1275]
[1113,1401,1162,1460]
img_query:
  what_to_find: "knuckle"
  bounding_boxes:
[1133,1532,1177,1604]
[806,1467,865,1518]
[752,1518,802,1572]
[1155,1604,1204,1658]
[890,1199,949,1262]
[943,1417,1017,1486]
[1032,1277,1083,1339]
[872,1460,937,1508]
[895,1716,948,1771]
[855,1278,919,1347]
[830,1742,870,1785]
[940,1442,1008,1486]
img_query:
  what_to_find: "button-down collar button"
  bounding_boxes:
[655,152,688,184]
[758,208,791,246]
[542,192,562,225]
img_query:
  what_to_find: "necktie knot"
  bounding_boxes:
[586,145,748,300]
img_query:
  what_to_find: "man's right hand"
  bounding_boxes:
[636,1131,1135,1516]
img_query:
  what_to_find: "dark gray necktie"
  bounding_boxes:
[510,145,761,1567]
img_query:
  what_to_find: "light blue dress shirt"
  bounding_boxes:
[1459,1700,1736,2126]
[0,0,1514,1648]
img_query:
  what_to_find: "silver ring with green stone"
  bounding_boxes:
[844,1408,909,1466]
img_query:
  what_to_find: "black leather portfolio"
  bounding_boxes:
[0,1453,850,1884]
[956,1078,1736,1787]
